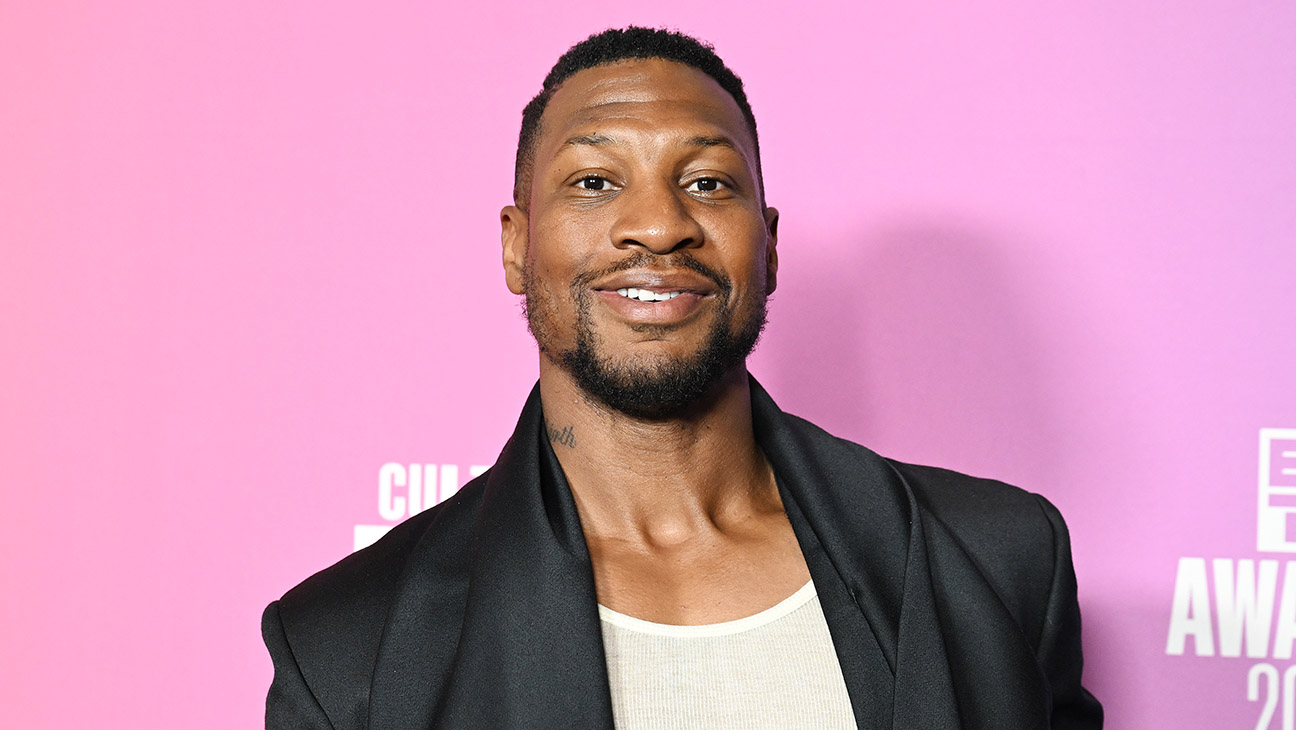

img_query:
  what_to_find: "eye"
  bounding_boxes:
[578,176,612,191]
[685,178,726,193]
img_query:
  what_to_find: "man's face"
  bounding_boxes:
[501,58,778,418]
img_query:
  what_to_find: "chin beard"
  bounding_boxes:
[523,253,768,420]
[557,301,766,420]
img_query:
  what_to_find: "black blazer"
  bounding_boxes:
[263,380,1102,729]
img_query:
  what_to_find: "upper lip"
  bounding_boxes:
[592,269,718,294]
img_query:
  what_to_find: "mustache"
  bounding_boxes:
[571,251,732,295]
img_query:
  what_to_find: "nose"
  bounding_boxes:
[609,181,705,254]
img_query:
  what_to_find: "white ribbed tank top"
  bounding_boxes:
[598,580,857,729]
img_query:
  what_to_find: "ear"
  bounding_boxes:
[763,206,779,295]
[501,205,528,295]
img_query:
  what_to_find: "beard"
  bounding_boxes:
[523,252,767,420]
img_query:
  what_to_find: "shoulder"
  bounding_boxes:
[269,471,489,674]
[888,459,1063,551]
[773,407,1064,545]
[887,460,1069,639]
[769,406,1068,616]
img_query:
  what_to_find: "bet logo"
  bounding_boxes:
[1164,429,1296,730]
[1258,429,1296,552]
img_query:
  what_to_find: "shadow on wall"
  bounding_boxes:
[763,217,1066,491]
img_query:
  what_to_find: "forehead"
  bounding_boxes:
[536,58,754,156]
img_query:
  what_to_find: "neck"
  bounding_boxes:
[537,362,775,547]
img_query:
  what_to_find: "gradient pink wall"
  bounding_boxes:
[3,2,1293,727]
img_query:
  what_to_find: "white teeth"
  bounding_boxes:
[615,288,681,302]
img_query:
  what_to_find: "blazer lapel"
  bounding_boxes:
[368,386,613,730]
[754,378,1059,729]
[751,379,961,729]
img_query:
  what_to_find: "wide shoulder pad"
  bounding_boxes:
[890,460,1062,648]
[270,471,489,723]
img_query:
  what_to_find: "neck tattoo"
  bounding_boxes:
[546,423,577,449]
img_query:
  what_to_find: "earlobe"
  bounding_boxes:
[764,206,779,295]
[501,205,528,295]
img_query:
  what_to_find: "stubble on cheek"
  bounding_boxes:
[520,260,556,355]
[521,258,589,360]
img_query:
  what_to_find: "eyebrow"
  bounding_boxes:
[559,133,742,153]
[686,135,739,151]
[561,133,615,149]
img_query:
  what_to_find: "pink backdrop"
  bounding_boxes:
[4,2,1294,727]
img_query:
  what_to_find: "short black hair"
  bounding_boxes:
[513,26,761,209]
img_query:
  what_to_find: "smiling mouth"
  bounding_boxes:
[616,287,683,302]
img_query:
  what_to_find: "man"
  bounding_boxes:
[263,27,1103,729]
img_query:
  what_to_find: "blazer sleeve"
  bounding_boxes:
[1033,495,1104,729]
[262,601,337,730]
